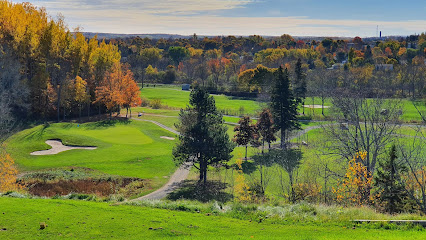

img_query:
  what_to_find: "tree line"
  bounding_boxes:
[110,31,425,99]
[0,1,141,125]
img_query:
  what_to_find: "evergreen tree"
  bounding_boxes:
[270,66,300,149]
[374,145,408,213]
[173,89,235,185]
[294,58,307,114]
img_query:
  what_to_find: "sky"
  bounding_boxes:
[12,0,426,37]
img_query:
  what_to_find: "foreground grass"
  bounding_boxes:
[6,120,178,192]
[0,197,425,239]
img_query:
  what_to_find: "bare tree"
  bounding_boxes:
[412,100,426,123]
[323,92,402,172]
[397,127,426,213]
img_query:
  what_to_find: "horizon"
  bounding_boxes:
[10,0,426,38]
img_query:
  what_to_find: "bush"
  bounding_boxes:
[151,99,162,109]
[140,97,150,107]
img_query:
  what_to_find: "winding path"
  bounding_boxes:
[129,117,189,201]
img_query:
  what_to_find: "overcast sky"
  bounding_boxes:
[13,0,426,37]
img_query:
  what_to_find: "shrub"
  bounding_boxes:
[140,97,150,107]
[151,99,162,109]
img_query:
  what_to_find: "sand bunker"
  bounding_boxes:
[160,136,175,141]
[304,105,330,109]
[30,140,97,156]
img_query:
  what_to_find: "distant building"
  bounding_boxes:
[328,63,344,70]
[182,84,191,91]
[375,64,394,71]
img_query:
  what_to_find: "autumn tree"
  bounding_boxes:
[121,67,142,118]
[233,116,257,160]
[173,89,235,185]
[0,152,20,192]
[256,109,277,152]
[74,76,89,120]
[270,66,300,149]
[95,63,125,117]
[333,152,374,206]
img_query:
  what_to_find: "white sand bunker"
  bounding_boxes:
[304,105,330,109]
[30,140,97,156]
[160,136,175,141]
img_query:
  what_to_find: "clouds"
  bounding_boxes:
[12,0,426,37]
[29,0,253,15]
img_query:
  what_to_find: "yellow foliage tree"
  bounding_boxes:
[234,158,251,202]
[0,152,20,192]
[333,152,374,206]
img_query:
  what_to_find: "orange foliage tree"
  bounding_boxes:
[0,152,20,192]
[121,67,142,118]
[333,152,374,206]
[95,63,141,118]
[95,63,125,116]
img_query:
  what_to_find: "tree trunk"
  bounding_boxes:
[79,105,82,122]
[245,145,248,160]
[280,129,286,149]
[57,85,61,122]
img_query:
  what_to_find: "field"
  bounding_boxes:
[140,86,425,122]
[141,87,264,116]
[302,97,425,122]
[1,197,425,240]
[5,120,178,193]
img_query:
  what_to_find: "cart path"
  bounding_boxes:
[127,117,190,201]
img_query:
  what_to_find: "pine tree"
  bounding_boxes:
[374,145,408,213]
[173,89,235,185]
[294,59,307,114]
[270,66,300,149]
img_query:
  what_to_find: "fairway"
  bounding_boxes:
[141,87,263,115]
[6,120,178,190]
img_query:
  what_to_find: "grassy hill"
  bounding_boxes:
[0,197,425,240]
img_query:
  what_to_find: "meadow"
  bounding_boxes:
[0,197,425,240]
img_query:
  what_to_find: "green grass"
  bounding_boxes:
[302,97,425,123]
[5,120,178,192]
[1,197,425,239]
[141,87,263,116]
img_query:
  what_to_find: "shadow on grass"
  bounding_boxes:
[167,180,233,203]
[84,118,131,130]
